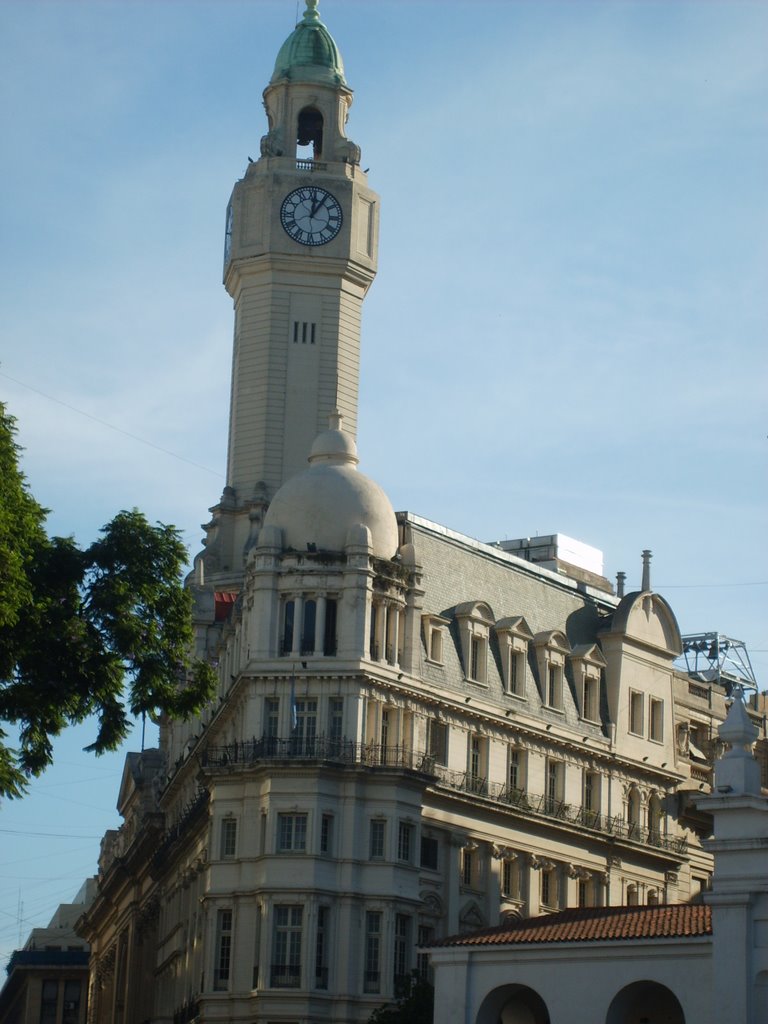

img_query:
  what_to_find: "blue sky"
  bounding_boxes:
[0,0,766,963]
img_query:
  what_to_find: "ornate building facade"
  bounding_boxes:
[77,4,765,1023]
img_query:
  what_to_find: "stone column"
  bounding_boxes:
[291,595,304,655]
[314,595,327,655]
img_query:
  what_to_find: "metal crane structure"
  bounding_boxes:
[679,632,759,695]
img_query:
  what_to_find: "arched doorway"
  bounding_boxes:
[475,983,550,1024]
[606,979,685,1024]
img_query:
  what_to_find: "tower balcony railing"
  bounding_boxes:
[296,158,327,172]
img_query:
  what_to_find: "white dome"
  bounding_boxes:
[261,414,398,559]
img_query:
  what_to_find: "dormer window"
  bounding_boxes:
[495,617,533,698]
[533,630,571,711]
[547,663,563,710]
[421,614,450,665]
[568,644,606,723]
[455,602,494,686]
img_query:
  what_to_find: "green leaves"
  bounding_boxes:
[0,402,216,798]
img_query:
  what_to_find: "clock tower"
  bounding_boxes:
[223,0,379,508]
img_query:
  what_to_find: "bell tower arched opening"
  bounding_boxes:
[297,106,324,159]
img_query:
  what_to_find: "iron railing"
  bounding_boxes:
[199,740,687,854]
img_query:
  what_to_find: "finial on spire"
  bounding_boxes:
[641,549,652,592]
[303,0,320,23]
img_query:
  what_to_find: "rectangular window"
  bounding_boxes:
[468,735,487,793]
[547,663,563,709]
[469,635,486,682]
[583,771,600,817]
[461,847,474,887]
[502,857,521,900]
[264,697,280,748]
[315,906,329,989]
[650,698,664,742]
[40,980,58,1024]
[416,925,434,981]
[369,819,386,859]
[629,691,644,736]
[320,814,333,855]
[364,911,382,993]
[62,980,81,1024]
[507,748,525,794]
[294,699,317,755]
[420,836,438,871]
[393,914,411,987]
[509,649,525,696]
[278,813,307,852]
[271,905,302,988]
[328,697,343,749]
[214,909,233,990]
[427,719,448,766]
[323,598,338,655]
[281,599,295,655]
[541,867,557,909]
[545,759,564,814]
[429,627,443,663]
[583,674,599,721]
[301,599,316,654]
[220,817,237,859]
[397,821,413,863]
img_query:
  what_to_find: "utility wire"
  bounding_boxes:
[0,370,223,478]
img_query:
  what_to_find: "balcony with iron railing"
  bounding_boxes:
[433,765,687,854]
[198,739,686,855]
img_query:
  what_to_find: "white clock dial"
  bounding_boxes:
[280,186,342,246]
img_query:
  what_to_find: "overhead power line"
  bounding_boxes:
[0,370,222,478]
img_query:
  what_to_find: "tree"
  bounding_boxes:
[368,973,434,1024]
[0,401,216,798]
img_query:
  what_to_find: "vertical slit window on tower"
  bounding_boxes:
[323,598,337,655]
[301,599,316,654]
[281,599,295,655]
[310,322,316,344]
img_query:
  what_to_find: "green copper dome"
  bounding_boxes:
[271,0,346,87]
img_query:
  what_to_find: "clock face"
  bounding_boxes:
[280,186,342,246]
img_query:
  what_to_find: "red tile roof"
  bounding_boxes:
[431,904,712,948]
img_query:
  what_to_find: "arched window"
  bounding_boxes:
[648,792,664,842]
[627,787,642,838]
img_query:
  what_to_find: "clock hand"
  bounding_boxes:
[309,194,323,218]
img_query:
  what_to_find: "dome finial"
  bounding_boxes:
[329,407,343,432]
[271,0,346,86]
